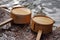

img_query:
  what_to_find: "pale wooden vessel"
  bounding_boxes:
[30,15,55,40]
[11,7,31,24]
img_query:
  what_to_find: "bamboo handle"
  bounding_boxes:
[0,18,13,27]
[36,30,42,40]
[0,5,8,9]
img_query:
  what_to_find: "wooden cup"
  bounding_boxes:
[11,7,31,24]
[30,15,55,40]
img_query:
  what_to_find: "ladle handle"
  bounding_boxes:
[0,5,8,9]
[0,18,13,27]
[36,30,42,40]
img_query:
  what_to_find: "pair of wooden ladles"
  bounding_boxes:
[0,7,55,40]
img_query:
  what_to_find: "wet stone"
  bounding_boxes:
[0,33,3,37]
[0,0,60,40]
[0,11,60,40]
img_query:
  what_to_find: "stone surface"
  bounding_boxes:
[0,8,60,40]
[0,0,60,40]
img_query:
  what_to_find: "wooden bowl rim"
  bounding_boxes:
[11,7,31,15]
[32,15,55,25]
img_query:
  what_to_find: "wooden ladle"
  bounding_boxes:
[0,7,31,26]
[30,15,55,40]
